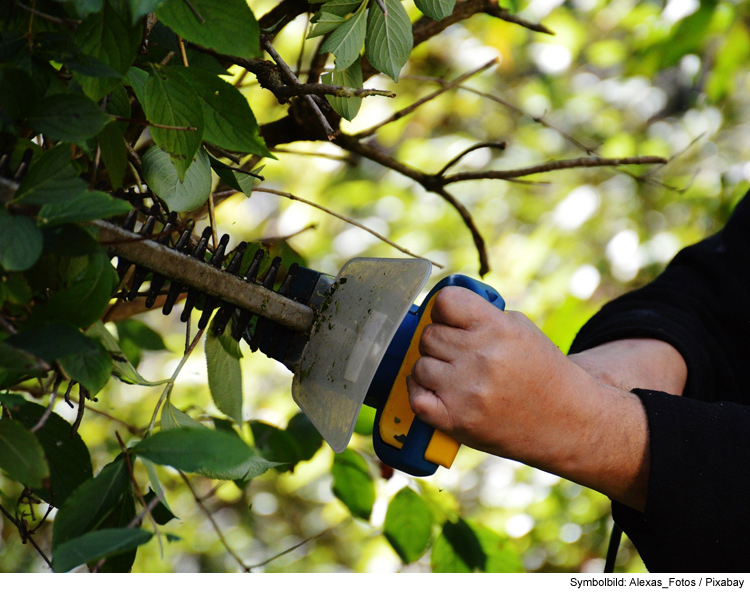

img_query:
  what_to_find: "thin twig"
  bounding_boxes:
[272,148,351,162]
[68,396,144,435]
[70,386,86,437]
[259,223,316,243]
[247,528,332,570]
[0,502,53,569]
[253,187,444,268]
[437,141,507,176]
[261,35,336,140]
[179,471,251,573]
[31,373,62,433]
[207,192,218,249]
[354,59,498,139]
[115,431,162,555]
[182,0,205,23]
[147,328,206,434]
[441,155,667,184]
[15,1,80,26]
[177,36,190,67]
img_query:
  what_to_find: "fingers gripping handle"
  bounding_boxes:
[371,275,505,477]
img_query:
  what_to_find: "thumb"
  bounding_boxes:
[406,376,454,433]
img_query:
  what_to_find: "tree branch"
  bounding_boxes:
[334,134,490,275]
[441,155,668,184]
[355,59,498,139]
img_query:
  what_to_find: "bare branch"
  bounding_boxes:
[261,36,337,140]
[179,471,251,573]
[254,186,444,268]
[438,141,507,176]
[441,156,668,184]
[354,59,498,139]
[276,83,396,99]
[334,135,488,275]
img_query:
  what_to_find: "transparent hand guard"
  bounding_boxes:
[291,258,431,452]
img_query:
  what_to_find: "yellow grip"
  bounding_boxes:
[379,296,461,469]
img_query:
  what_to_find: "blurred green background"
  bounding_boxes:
[2,0,748,572]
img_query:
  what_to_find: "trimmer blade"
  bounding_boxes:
[291,258,431,452]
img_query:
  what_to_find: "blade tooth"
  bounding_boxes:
[13,149,33,181]
[144,215,183,308]
[211,242,248,336]
[249,256,282,352]
[241,249,265,281]
[127,211,178,301]
[178,228,213,322]
[196,234,231,328]
[232,249,267,340]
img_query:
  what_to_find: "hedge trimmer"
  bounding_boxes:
[2,160,505,477]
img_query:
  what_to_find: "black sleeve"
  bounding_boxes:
[568,191,750,572]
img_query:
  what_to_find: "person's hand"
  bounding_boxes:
[407,287,650,510]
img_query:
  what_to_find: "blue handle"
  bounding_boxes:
[368,275,505,476]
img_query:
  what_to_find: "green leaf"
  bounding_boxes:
[37,191,131,227]
[116,319,167,351]
[86,321,158,386]
[208,155,260,196]
[431,518,487,573]
[331,449,374,520]
[205,318,243,424]
[125,66,148,105]
[95,491,138,572]
[414,0,455,21]
[71,0,104,18]
[319,0,365,17]
[143,490,176,525]
[365,0,413,82]
[28,94,112,142]
[59,337,113,395]
[14,144,88,207]
[308,11,346,38]
[143,458,172,513]
[11,401,93,506]
[0,394,28,411]
[0,420,49,489]
[250,421,300,469]
[285,413,323,462]
[53,528,152,573]
[170,67,273,157]
[132,427,255,475]
[6,322,94,363]
[472,522,523,572]
[0,344,46,390]
[113,319,168,369]
[73,1,143,100]
[157,0,260,60]
[160,400,207,430]
[97,123,127,189]
[52,458,130,549]
[129,0,169,23]
[320,0,368,71]
[143,65,204,179]
[42,224,100,257]
[0,209,43,272]
[384,487,433,563]
[141,146,211,212]
[323,58,363,121]
[31,253,119,329]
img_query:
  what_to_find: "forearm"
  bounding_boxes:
[569,338,687,396]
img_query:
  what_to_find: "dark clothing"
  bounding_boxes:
[569,191,750,572]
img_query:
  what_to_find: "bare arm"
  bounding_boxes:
[406,289,686,512]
